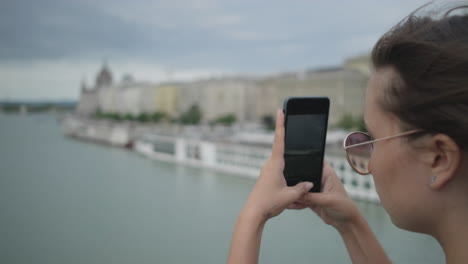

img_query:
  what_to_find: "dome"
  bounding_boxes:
[95,62,113,88]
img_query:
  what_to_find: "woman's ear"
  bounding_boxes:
[426,134,461,190]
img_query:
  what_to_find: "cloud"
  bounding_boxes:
[0,0,159,61]
[0,0,428,65]
[0,0,430,99]
[0,59,227,100]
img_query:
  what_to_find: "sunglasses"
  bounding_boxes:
[343,129,422,175]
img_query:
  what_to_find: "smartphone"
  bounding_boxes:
[283,97,329,192]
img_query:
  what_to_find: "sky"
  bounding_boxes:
[0,0,428,101]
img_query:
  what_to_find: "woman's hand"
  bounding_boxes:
[288,162,361,233]
[289,163,392,264]
[228,109,312,264]
[228,110,390,264]
[241,109,313,223]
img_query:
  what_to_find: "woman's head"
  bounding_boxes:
[366,2,468,232]
[371,3,468,145]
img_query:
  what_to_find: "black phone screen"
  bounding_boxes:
[283,98,328,192]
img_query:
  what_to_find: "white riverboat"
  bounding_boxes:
[61,115,379,203]
[134,131,380,203]
[61,115,132,147]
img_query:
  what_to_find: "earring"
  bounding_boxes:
[431,175,436,184]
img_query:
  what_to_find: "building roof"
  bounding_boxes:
[96,62,113,88]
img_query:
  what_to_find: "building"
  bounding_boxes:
[154,84,179,118]
[76,79,99,115]
[344,55,372,76]
[176,78,257,124]
[254,56,370,126]
[76,55,371,126]
[76,62,114,115]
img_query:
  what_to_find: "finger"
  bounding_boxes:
[271,109,285,160]
[322,161,333,180]
[287,202,308,210]
[299,192,334,207]
[322,161,346,193]
[280,182,313,204]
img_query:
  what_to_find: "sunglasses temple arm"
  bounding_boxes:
[344,129,422,150]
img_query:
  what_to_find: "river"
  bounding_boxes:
[0,113,444,263]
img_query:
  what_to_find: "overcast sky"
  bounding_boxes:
[0,0,428,101]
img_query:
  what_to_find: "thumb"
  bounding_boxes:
[299,192,334,207]
[281,182,313,203]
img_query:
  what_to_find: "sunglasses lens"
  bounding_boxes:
[345,132,372,174]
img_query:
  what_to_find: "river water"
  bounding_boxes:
[0,114,444,263]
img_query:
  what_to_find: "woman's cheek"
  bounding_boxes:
[370,148,390,198]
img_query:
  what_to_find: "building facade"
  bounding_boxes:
[76,55,370,126]
[76,63,114,115]
[176,78,257,124]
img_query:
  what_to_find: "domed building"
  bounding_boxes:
[76,62,114,115]
[95,63,113,88]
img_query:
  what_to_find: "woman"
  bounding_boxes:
[228,2,468,263]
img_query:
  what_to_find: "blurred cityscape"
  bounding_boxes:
[50,53,378,203]
[1,53,376,201]
[75,55,370,128]
[0,54,369,134]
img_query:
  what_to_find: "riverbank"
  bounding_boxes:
[61,114,379,203]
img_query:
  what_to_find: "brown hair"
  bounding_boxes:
[371,2,468,150]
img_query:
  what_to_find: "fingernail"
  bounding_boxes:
[305,182,313,189]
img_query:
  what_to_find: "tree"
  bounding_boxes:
[93,109,104,119]
[337,114,367,131]
[124,113,134,121]
[213,113,237,126]
[337,113,355,130]
[179,104,202,125]
[262,115,275,131]
[137,113,150,122]
[110,113,123,121]
[150,112,167,123]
